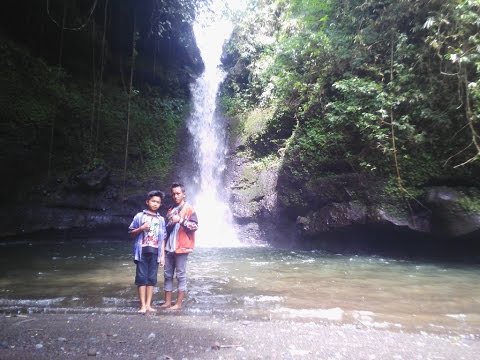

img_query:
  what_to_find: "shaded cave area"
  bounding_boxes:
[262,222,480,263]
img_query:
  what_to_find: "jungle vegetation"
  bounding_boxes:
[221,0,480,200]
[0,0,207,201]
[1,0,479,208]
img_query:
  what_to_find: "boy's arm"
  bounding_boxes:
[128,214,148,237]
[129,225,146,237]
[159,237,165,265]
[183,209,198,231]
[159,218,167,266]
[161,217,167,244]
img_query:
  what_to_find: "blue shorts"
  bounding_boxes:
[135,251,158,286]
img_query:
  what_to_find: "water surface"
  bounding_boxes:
[1,239,479,337]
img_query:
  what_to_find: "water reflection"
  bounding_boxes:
[0,239,479,336]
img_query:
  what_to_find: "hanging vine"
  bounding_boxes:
[123,10,137,198]
[47,0,99,31]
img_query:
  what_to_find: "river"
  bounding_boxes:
[0,238,479,337]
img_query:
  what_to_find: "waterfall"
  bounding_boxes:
[185,3,240,247]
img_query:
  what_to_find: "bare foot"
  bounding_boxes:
[159,303,171,309]
[168,303,182,310]
[138,308,147,314]
[146,306,156,312]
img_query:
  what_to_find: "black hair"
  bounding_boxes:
[171,182,185,193]
[147,190,165,200]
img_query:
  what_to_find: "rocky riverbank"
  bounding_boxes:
[1,312,478,359]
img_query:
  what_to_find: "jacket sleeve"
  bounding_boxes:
[157,216,167,263]
[183,205,198,232]
[187,209,198,225]
[129,213,141,232]
[161,216,167,241]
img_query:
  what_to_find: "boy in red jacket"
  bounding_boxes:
[161,183,198,310]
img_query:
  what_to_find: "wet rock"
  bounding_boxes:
[228,154,280,222]
[75,167,110,192]
[87,348,97,356]
[296,201,368,234]
[35,343,43,349]
[0,341,8,349]
[425,186,480,237]
[227,143,480,243]
[374,203,430,233]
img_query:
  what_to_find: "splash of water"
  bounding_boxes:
[186,3,241,247]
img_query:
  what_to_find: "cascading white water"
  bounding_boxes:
[186,2,242,247]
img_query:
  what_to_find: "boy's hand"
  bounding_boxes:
[186,222,198,231]
[159,255,165,267]
[140,222,150,231]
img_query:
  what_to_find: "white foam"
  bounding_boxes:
[0,297,65,306]
[244,295,284,304]
[446,313,467,320]
[271,307,344,321]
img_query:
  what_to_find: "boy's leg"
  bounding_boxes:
[160,291,172,308]
[137,286,147,313]
[145,253,158,312]
[145,286,156,312]
[171,291,185,310]
[170,253,188,310]
[135,254,148,313]
[161,252,175,308]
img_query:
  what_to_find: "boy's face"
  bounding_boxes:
[146,196,161,212]
[171,186,186,205]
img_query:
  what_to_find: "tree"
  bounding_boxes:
[221,0,480,193]
[424,0,480,168]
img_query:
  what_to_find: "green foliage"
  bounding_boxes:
[223,0,480,192]
[131,96,189,179]
[0,0,209,203]
[241,107,275,141]
[0,37,188,191]
[459,190,480,213]
[423,0,480,167]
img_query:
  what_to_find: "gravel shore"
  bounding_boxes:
[1,312,478,359]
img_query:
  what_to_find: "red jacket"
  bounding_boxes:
[166,203,198,254]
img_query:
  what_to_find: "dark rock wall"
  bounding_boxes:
[226,133,480,251]
[0,1,203,238]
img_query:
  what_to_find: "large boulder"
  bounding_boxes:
[425,186,480,237]
[226,146,479,244]
[229,155,279,222]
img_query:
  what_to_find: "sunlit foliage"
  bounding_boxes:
[221,0,480,192]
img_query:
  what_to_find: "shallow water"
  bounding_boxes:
[0,239,479,336]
